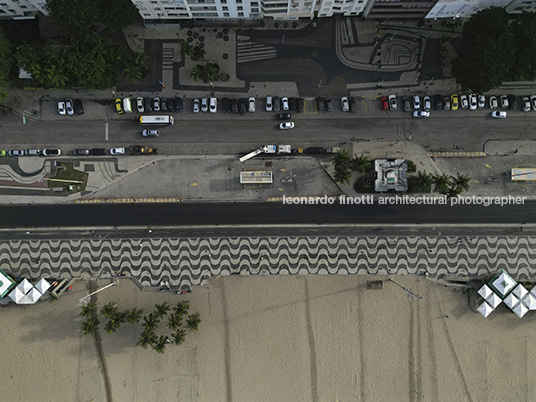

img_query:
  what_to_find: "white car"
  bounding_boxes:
[248,97,255,113]
[201,98,208,112]
[522,97,531,112]
[469,94,477,110]
[209,97,217,113]
[489,96,498,109]
[136,97,144,113]
[500,95,509,109]
[423,96,431,111]
[65,98,74,115]
[478,95,485,108]
[142,129,160,137]
[341,97,349,112]
[460,95,468,109]
[279,121,295,130]
[9,149,24,156]
[530,95,536,110]
[153,97,160,112]
[192,99,200,113]
[110,147,125,155]
[412,95,420,110]
[413,111,430,118]
[266,96,273,112]
[58,101,66,115]
[281,97,289,111]
[491,111,506,119]
[388,95,397,111]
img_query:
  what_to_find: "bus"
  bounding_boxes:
[139,115,174,126]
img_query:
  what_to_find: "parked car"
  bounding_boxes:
[110,147,125,155]
[530,95,536,110]
[166,98,174,112]
[412,95,420,110]
[25,149,41,156]
[153,97,160,112]
[266,96,273,112]
[273,96,281,112]
[0,150,4,156]
[65,98,74,115]
[74,99,84,115]
[142,129,160,137]
[489,96,498,109]
[491,111,506,119]
[522,96,531,112]
[201,98,208,112]
[279,121,295,130]
[423,96,431,111]
[161,98,168,112]
[282,97,289,111]
[248,97,255,113]
[43,148,61,156]
[325,98,333,112]
[73,149,90,156]
[413,111,430,118]
[297,98,304,113]
[136,97,144,113]
[433,94,442,111]
[460,95,468,109]
[58,101,66,115]
[174,98,182,113]
[316,97,325,112]
[388,94,397,111]
[115,98,124,114]
[210,97,217,113]
[192,99,200,113]
[508,95,517,111]
[231,99,239,114]
[402,96,411,112]
[380,97,389,111]
[276,113,292,120]
[239,98,247,114]
[478,95,486,108]
[443,96,450,111]
[349,97,357,113]
[222,98,231,113]
[469,94,477,111]
[289,98,298,111]
[9,149,24,156]
[500,95,508,109]
[144,97,152,112]
[341,97,350,112]
[451,94,459,110]
[91,148,107,156]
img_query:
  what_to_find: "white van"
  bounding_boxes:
[123,98,132,113]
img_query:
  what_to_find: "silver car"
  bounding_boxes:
[201,98,208,112]
[192,99,200,113]
[266,96,273,112]
[341,97,349,112]
[412,95,420,110]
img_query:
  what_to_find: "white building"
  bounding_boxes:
[0,0,47,20]
[505,0,536,13]
[425,0,513,19]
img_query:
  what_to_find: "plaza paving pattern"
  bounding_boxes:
[1,236,535,289]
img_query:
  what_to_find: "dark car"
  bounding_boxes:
[508,95,517,111]
[316,97,325,112]
[297,98,304,113]
[380,97,389,111]
[144,97,152,113]
[289,97,297,111]
[74,99,84,115]
[276,113,292,120]
[349,97,357,113]
[239,98,247,114]
[325,98,333,112]
[174,98,182,113]
[91,148,107,156]
[402,96,411,112]
[231,98,239,114]
[222,98,231,113]
[433,94,442,111]
[73,149,90,156]
[273,96,281,112]
[166,98,174,112]
[161,98,168,111]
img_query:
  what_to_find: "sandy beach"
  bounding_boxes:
[1,274,535,402]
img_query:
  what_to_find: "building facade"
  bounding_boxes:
[363,0,439,19]
[425,0,512,19]
[0,0,47,20]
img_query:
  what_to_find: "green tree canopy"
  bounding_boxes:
[0,28,12,101]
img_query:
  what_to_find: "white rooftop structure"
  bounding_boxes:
[478,284,493,299]
[486,293,502,309]
[35,278,51,294]
[0,269,15,298]
[512,303,529,318]
[7,278,47,305]
[490,270,517,298]
[522,293,536,310]
[374,159,408,192]
[512,284,528,299]
[503,292,519,309]
[477,302,494,318]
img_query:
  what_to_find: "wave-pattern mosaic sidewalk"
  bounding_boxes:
[2,236,535,289]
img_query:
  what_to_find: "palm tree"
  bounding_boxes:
[172,329,187,345]
[153,335,168,354]
[453,173,471,191]
[204,62,221,82]
[81,318,100,335]
[190,65,204,82]
[101,301,118,319]
[80,303,97,317]
[168,313,183,331]
[180,41,194,59]
[143,313,160,331]
[104,320,121,334]
[445,184,463,199]
[334,168,352,185]
[124,66,143,82]
[351,154,372,174]
[433,173,450,194]
[174,300,190,316]
[137,328,157,349]
[416,171,434,192]
[125,308,143,325]
[186,313,201,331]
[155,301,170,318]
[333,150,352,171]
[135,51,149,71]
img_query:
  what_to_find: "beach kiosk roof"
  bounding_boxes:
[34,278,51,294]
[7,278,45,304]
[522,293,536,310]
[478,284,493,299]
[477,302,494,318]
[487,293,502,309]
[0,269,15,298]
[513,303,528,318]
[504,292,519,309]
[489,270,517,298]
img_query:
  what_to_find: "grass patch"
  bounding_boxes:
[47,162,88,194]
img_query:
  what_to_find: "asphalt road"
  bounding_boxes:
[1,112,534,153]
[0,201,535,229]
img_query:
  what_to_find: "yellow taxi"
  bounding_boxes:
[451,94,459,111]
[115,98,124,114]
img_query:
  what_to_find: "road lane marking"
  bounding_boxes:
[105,123,109,141]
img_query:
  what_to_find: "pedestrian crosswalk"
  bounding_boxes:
[162,47,174,71]
[237,41,277,64]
